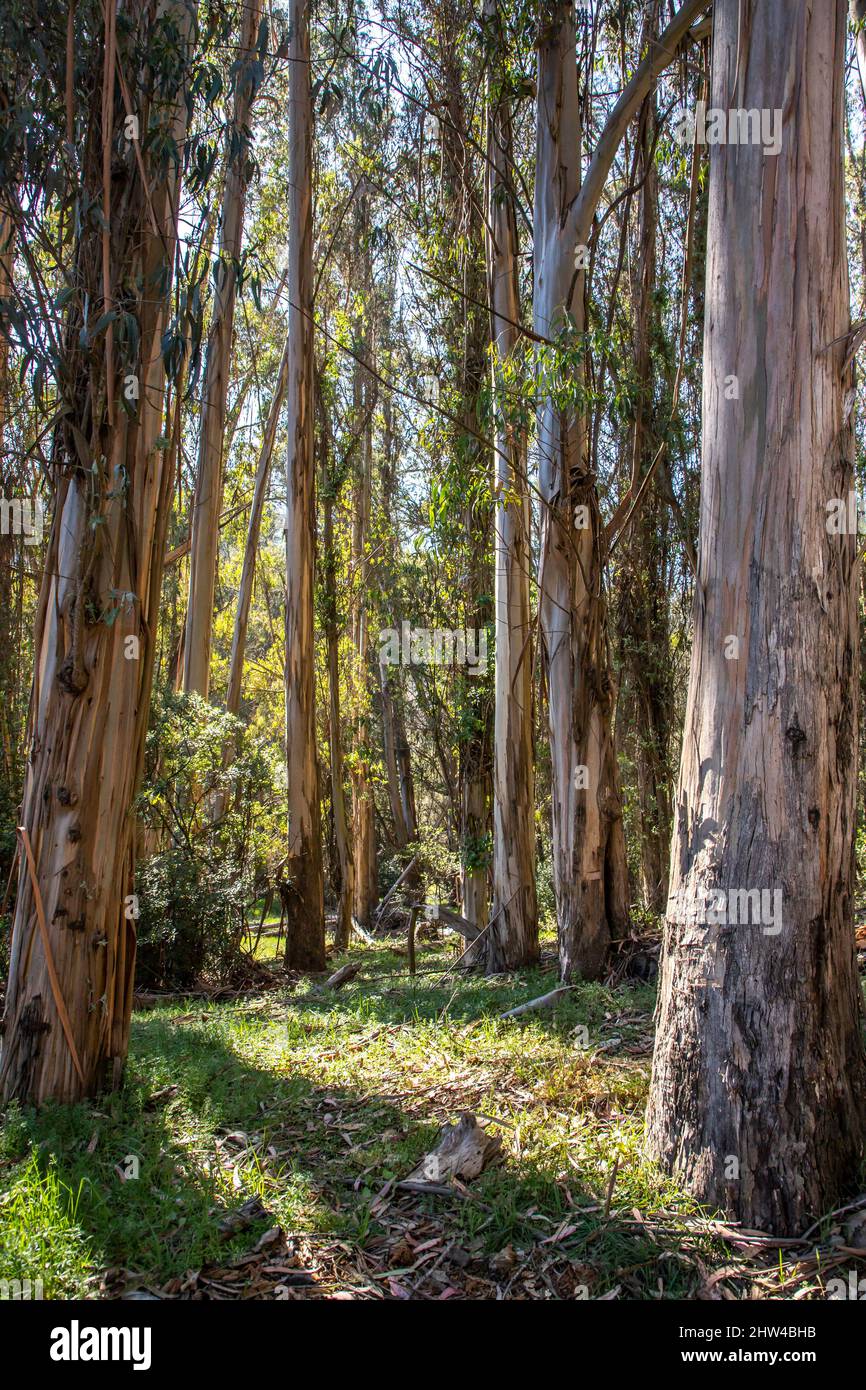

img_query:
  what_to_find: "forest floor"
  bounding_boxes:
[1,930,866,1301]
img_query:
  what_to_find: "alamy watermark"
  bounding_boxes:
[0,1276,43,1299]
[667,887,783,936]
[50,1321,151,1370]
[673,101,782,157]
[379,621,487,673]
[0,496,43,546]
[826,492,866,534]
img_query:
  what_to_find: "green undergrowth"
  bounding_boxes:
[0,935,851,1300]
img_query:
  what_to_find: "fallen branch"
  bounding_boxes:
[405,1113,503,1186]
[350,915,377,946]
[435,905,482,942]
[429,887,520,988]
[324,963,361,991]
[373,851,421,928]
[499,986,576,1020]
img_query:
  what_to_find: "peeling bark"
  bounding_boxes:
[647,0,866,1234]
[0,0,197,1104]
[484,0,537,972]
[534,1,628,980]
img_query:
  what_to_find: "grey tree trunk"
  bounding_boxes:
[534,1,629,978]
[647,0,866,1234]
[616,29,673,914]
[349,225,378,928]
[183,0,262,698]
[484,0,538,971]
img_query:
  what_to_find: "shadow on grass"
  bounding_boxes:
[0,994,695,1301]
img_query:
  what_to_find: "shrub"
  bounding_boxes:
[135,851,248,989]
[134,690,283,989]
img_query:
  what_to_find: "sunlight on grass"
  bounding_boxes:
[0,1147,91,1296]
[0,938,741,1299]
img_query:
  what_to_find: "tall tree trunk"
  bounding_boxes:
[435,0,493,930]
[225,338,288,718]
[319,383,354,949]
[529,0,706,976]
[378,385,417,853]
[647,0,866,1234]
[182,0,262,698]
[282,0,324,971]
[349,236,378,928]
[484,0,537,971]
[534,0,629,980]
[351,420,378,927]
[616,26,673,914]
[0,0,196,1104]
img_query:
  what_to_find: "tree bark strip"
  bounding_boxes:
[484,0,538,972]
[0,0,197,1104]
[534,0,628,980]
[647,0,866,1234]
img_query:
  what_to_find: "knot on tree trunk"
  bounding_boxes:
[57,653,89,696]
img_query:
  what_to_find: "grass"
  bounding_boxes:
[0,934,863,1299]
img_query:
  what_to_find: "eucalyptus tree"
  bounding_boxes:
[283,0,325,969]
[534,0,626,978]
[647,0,866,1233]
[533,0,705,978]
[432,0,494,930]
[0,0,201,1102]
[183,0,266,698]
[318,356,355,948]
[610,5,677,914]
[484,0,538,971]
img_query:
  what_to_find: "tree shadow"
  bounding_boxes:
[0,1000,693,1300]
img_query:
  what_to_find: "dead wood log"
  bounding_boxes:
[499,986,575,1020]
[433,905,481,942]
[406,1113,503,1186]
[324,963,361,991]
